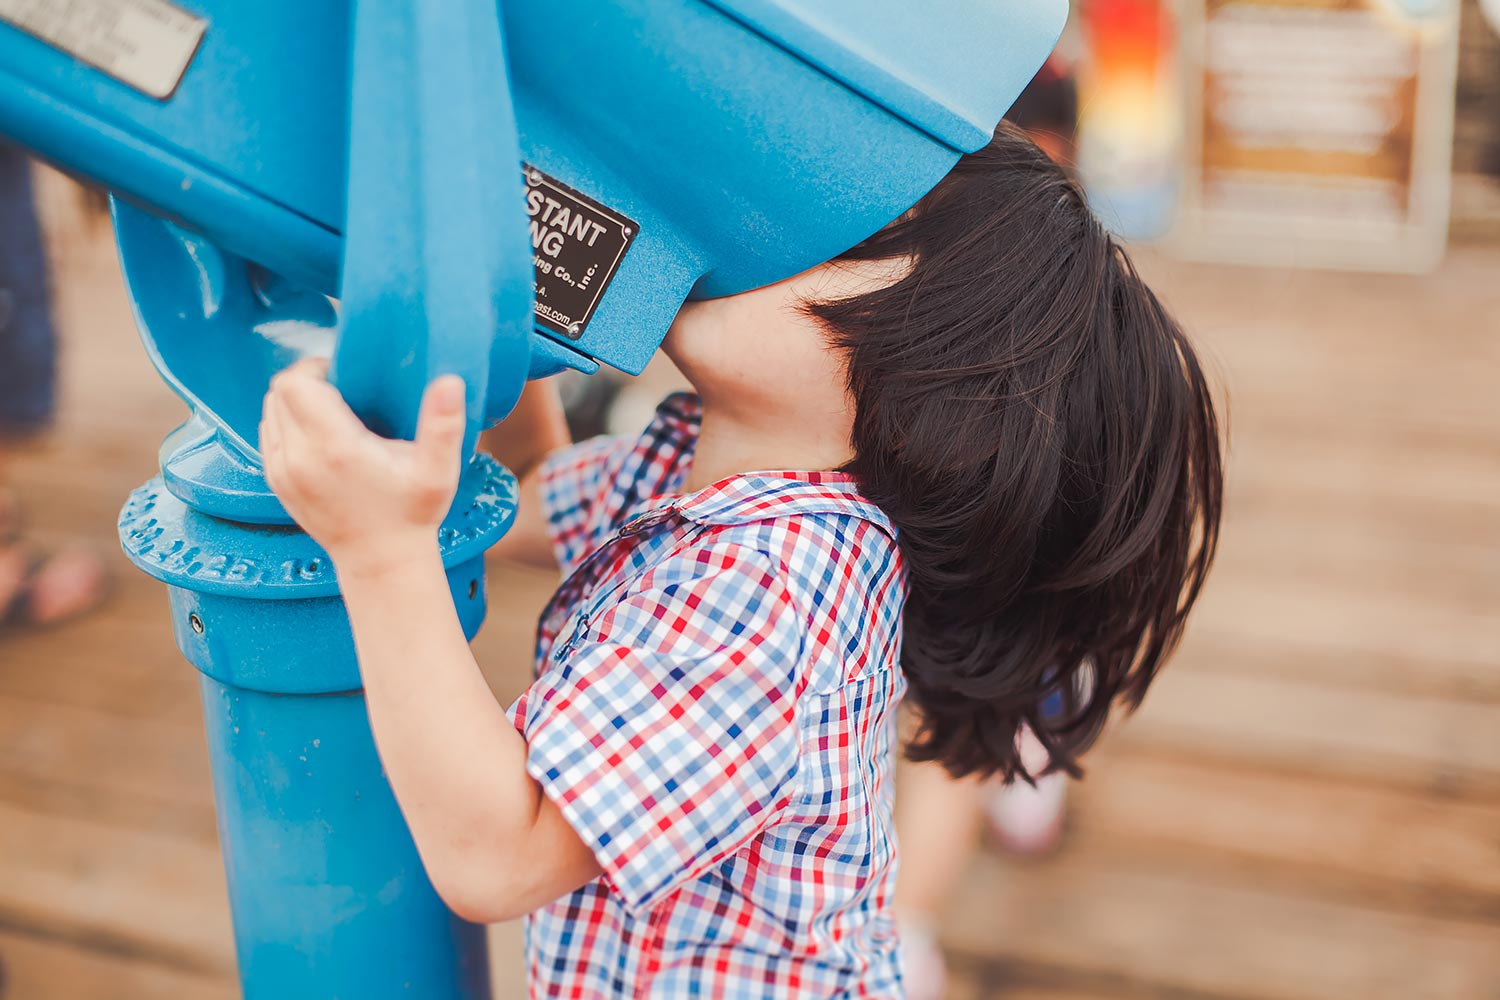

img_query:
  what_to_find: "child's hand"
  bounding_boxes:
[260,358,467,575]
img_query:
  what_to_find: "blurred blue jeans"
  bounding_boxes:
[0,142,56,438]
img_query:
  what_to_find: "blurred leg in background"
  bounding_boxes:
[895,764,988,1000]
[0,143,108,634]
[896,726,1070,1000]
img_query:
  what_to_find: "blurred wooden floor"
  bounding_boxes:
[1,171,1497,1000]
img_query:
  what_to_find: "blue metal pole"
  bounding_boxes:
[120,458,515,998]
[200,678,487,996]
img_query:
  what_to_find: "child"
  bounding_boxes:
[260,122,1222,998]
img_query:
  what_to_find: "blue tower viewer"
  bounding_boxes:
[0,0,1066,995]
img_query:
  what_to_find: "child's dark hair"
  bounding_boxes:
[807,121,1223,782]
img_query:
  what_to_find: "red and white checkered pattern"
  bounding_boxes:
[509,393,908,998]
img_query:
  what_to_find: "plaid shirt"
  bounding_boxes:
[509,393,908,998]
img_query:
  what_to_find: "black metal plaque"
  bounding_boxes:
[524,165,637,340]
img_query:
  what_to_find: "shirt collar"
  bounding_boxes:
[625,392,894,537]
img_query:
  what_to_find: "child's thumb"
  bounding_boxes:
[414,374,467,484]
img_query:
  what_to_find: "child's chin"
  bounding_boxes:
[661,303,716,366]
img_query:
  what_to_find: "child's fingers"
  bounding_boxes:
[271,362,364,441]
[414,375,467,487]
[288,355,331,380]
[264,391,325,493]
[258,397,284,479]
[266,392,304,459]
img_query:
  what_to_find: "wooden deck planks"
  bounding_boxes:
[0,930,236,1000]
[943,849,1500,1000]
[1070,753,1500,919]
[1121,668,1500,795]
[2,168,1497,997]
[0,799,234,973]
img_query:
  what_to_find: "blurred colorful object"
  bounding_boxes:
[1075,0,1183,240]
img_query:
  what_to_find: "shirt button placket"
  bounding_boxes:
[619,505,676,538]
[553,608,593,664]
[554,507,673,664]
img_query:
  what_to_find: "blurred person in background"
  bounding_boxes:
[895,59,1082,1000]
[0,143,108,634]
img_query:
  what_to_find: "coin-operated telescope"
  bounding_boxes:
[0,1,1065,996]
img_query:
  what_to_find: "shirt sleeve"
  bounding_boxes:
[536,433,636,575]
[511,542,806,914]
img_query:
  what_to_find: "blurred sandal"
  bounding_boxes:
[0,491,110,633]
[983,727,1069,857]
[982,769,1069,857]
